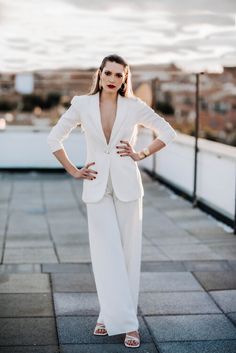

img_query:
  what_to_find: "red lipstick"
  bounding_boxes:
[107,84,116,89]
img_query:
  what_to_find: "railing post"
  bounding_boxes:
[234,171,236,234]
[151,78,157,176]
[193,73,200,208]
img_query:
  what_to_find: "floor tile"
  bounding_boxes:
[183,260,231,272]
[60,343,158,353]
[51,273,96,292]
[0,318,57,345]
[139,292,220,315]
[54,292,99,316]
[157,340,236,353]
[141,261,186,272]
[3,247,58,263]
[0,346,59,353]
[0,274,50,293]
[0,293,53,317]
[210,290,236,313]
[56,246,91,263]
[193,271,236,290]
[145,314,236,341]
[42,263,91,273]
[140,272,203,292]
[0,264,41,273]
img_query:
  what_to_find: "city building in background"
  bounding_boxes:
[0,63,235,146]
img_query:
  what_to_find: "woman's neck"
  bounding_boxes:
[99,90,118,104]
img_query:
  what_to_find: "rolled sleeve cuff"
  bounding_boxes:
[47,135,64,153]
[158,129,177,146]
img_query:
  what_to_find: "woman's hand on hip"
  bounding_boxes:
[116,140,141,161]
[72,162,98,180]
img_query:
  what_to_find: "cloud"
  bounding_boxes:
[0,0,235,72]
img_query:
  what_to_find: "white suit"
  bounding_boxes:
[47,92,176,336]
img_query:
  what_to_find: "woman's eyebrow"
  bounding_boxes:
[105,70,123,74]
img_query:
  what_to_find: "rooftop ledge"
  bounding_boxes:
[1,125,236,162]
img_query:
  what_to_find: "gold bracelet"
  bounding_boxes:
[138,151,146,160]
[143,147,150,157]
[138,147,150,160]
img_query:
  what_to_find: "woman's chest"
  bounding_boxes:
[79,97,139,144]
[99,103,117,144]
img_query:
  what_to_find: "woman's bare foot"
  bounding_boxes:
[94,322,108,335]
[125,330,140,347]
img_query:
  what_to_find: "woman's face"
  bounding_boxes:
[99,61,126,94]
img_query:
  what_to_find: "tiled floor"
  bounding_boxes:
[0,171,236,353]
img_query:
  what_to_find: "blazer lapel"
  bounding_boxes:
[109,94,128,148]
[89,92,128,147]
[89,92,106,145]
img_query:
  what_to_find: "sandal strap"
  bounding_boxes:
[95,323,107,332]
[96,323,106,328]
[125,334,140,343]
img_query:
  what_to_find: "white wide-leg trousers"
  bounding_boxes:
[86,171,143,336]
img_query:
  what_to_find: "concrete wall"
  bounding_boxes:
[137,130,236,220]
[0,126,235,220]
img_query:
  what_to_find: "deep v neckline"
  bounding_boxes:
[98,92,119,146]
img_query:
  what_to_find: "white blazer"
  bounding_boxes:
[47,92,177,203]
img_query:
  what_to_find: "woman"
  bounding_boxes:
[47,54,176,348]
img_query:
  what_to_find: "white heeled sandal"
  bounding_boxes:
[124,331,140,348]
[93,322,108,336]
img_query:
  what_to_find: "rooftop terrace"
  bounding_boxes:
[0,171,236,352]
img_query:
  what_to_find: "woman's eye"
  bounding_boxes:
[104,71,123,78]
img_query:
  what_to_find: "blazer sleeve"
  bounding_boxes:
[134,97,177,146]
[47,96,82,153]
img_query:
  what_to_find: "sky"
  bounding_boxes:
[0,0,236,73]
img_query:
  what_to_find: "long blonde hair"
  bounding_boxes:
[88,54,134,97]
